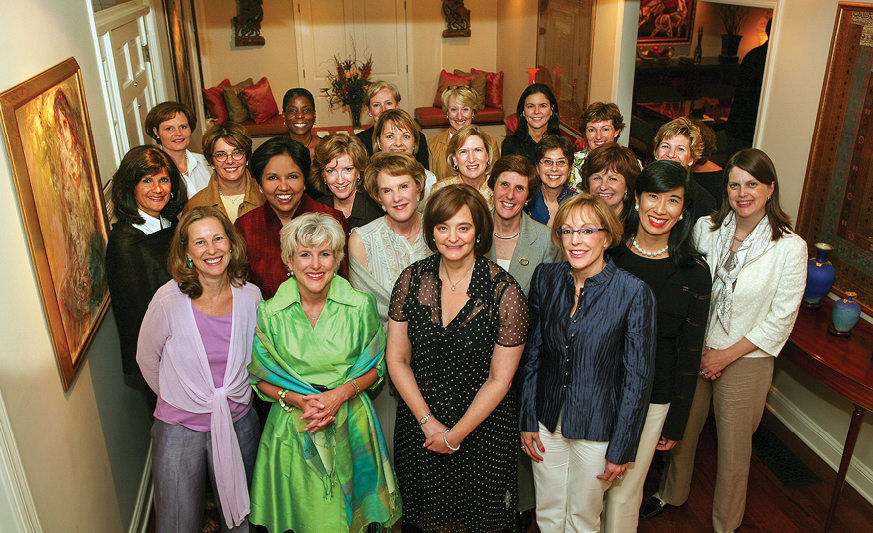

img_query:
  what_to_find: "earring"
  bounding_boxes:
[453,163,459,171]
[187,258,194,268]
[679,214,684,221]
[635,203,639,211]
[768,194,772,200]
[476,236,481,244]
[230,248,233,258]
[623,192,627,200]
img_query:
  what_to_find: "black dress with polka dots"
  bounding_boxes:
[389,254,529,533]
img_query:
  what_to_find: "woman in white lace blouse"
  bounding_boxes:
[348,151,432,456]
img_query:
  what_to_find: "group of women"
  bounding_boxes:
[103,80,806,533]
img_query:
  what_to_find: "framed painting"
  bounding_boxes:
[0,58,111,391]
[797,3,873,316]
[638,0,697,45]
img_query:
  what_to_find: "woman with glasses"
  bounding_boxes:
[520,193,656,533]
[185,122,264,223]
[526,135,576,227]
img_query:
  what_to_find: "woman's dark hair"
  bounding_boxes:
[423,184,493,256]
[488,155,539,202]
[580,143,641,220]
[533,134,575,163]
[582,102,625,136]
[111,145,188,225]
[510,83,561,141]
[282,88,315,111]
[144,102,196,142]
[167,206,249,298]
[250,136,311,186]
[623,159,701,267]
[711,148,793,240]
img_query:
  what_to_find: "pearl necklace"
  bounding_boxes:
[493,232,520,239]
[632,237,668,257]
[443,261,475,291]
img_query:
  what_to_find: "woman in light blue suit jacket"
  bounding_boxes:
[486,154,561,529]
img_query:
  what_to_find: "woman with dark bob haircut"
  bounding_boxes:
[602,160,711,533]
[387,184,529,532]
[580,142,641,221]
[138,206,262,533]
[644,149,806,533]
[144,101,211,195]
[106,145,188,404]
[502,83,561,163]
[526,134,577,227]
[235,136,349,301]
[570,102,626,190]
[281,87,319,160]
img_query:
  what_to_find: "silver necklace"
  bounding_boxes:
[632,237,668,257]
[443,261,475,291]
[218,185,242,206]
[733,234,745,243]
[493,232,520,239]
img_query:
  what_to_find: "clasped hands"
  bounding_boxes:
[298,388,346,432]
[420,416,461,454]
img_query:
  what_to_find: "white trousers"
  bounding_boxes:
[601,403,670,533]
[532,421,611,533]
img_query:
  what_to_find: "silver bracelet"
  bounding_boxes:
[347,378,360,398]
[443,429,460,451]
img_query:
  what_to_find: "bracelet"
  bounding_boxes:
[277,389,294,413]
[443,429,460,451]
[418,412,433,426]
[347,378,360,398]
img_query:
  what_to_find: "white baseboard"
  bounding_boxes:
[767,385,873,504]
[129,440,153,533]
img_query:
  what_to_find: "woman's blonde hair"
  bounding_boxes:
[550,193,624,251]
[446,125,494,177]
[653,117,704,165]
[279,212,346,267]
[372,109,420,154]
[441,86,478,114]
[309,133,369,195]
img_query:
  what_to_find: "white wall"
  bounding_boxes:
[0,1,154,531]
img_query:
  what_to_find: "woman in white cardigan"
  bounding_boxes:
[137,206,262,533]
[641,149,807,533]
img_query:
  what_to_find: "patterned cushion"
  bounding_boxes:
[223,78,254,123]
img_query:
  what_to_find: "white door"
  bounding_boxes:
[294,0,408,128]
[96,2,162,163]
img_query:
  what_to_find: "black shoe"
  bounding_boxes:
[517,509,534,531]
[640,495,667,520]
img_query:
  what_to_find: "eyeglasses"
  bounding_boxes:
[540,158,569,168]
[213,149,245,162]
[555,228,607,237]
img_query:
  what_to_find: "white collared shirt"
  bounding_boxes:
[133,210,170,235]
[184,150,211,196]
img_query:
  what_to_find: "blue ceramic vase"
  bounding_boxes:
[803,243,836,308]
[832,292,861,333]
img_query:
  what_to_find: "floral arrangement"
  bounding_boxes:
[321,51,373,127]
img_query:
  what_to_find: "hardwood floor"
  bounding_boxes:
[148,409,873,532]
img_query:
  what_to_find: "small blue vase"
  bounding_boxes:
[803,243,836,309]
[832,292,861,333]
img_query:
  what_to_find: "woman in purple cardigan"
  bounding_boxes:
[137,206,262,532]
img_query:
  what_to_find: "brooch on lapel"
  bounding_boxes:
[519,258,530,266]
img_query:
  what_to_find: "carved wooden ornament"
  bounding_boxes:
[442,0,471,38]
[234,0,266,46]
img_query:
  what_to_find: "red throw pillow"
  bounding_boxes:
[471,68,504,110]
[240,77,280,124]
[202,78,231,123]
[433,69,471,108]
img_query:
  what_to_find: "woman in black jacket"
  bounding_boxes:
[105,145,187,407]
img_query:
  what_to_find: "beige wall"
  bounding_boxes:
[0,1,155,531]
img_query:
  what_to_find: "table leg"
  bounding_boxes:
[823,405,866,533]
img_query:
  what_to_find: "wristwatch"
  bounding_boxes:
[419,412,432,426]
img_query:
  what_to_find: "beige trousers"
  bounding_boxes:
[658,356,774,533]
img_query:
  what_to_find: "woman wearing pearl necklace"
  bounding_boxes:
[603,159,712,532]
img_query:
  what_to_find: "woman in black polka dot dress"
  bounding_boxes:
[387,184,529,532]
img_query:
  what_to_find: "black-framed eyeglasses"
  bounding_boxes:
[213,149,245,162]
[555,228,607,237]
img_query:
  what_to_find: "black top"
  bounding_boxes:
[519,258,657,464]
[356,127,430,170]
[694,181,718,220]
[315,190,384,229]
[389,255,528,532]
[501,132,539,165]
[726,41,768,143]
[105,220,175,375]
[694,169,724,206]
[610,243,712,440]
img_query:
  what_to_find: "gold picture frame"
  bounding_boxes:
[0,57,111,391]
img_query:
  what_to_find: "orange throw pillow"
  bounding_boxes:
[471,68,504,110]
[202,78,231,123]
[240,77,280,124]
[433,69,471,108]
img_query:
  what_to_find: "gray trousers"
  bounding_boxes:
[151,408,260,533]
